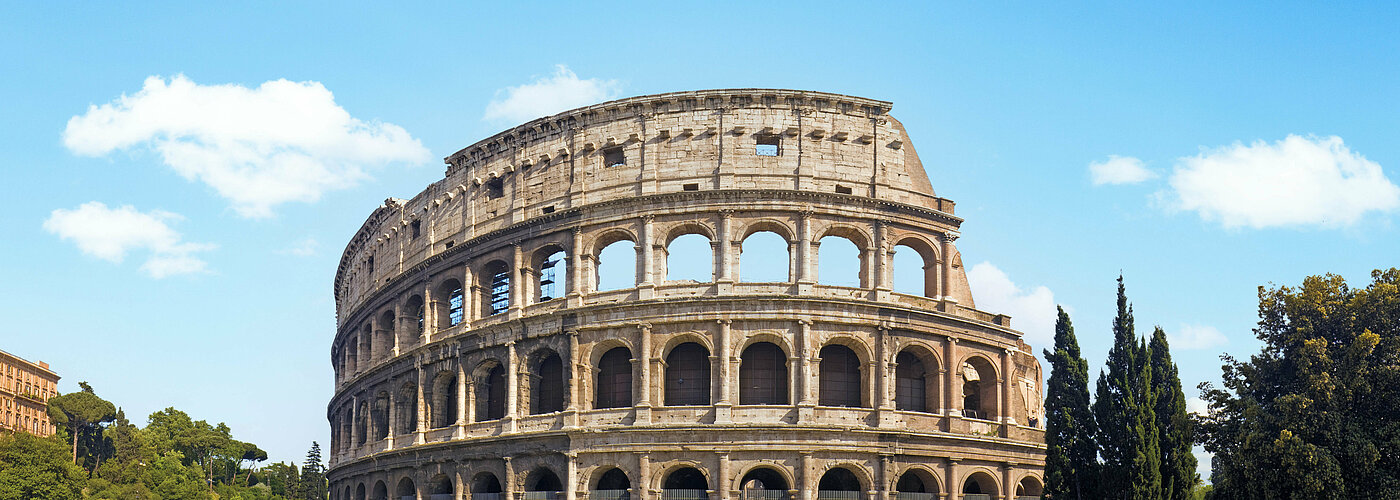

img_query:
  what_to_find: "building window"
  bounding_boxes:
[479,365,506,421]
[448,286,464,326]
[895,351,928,412]
[595,347,633,409]
[487,261,511,315]
[603,147,625,167]
[755,134,780,156]
[486,177,505,199]
[538,250,565,301]
[530,352,564,415]
[411,220,421,239]
[819,344,863,407]
[664,343,711,406]
[739,342,788,405]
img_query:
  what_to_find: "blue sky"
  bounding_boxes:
[3,2,1398,473]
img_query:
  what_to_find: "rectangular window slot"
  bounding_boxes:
[683,183,699,191]
[444,241,454,249]
[542,205,555,214]
[835,185,853,195]
[603,147,626,167]
[755,134,781,156]
[486,177,505,199]
[411,220,421,239]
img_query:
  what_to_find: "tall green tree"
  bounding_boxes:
[300,441,327,500]
[46,381,117,466]
[0,432,86,500]
[1150,327,1197,500]
[1198,269,1400,499]
[1093,276,1161,499]
[1043,306,1100,500]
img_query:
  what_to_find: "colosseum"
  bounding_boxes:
[328,89,1046,500]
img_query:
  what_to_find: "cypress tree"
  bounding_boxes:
[1093,276,1161,499]
[1042,306,1099,500]
[1150,327,1197,500]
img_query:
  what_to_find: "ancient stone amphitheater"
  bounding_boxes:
[328,89,1046,500]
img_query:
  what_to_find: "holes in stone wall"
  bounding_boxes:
[755,134,781,156]
[739,231,789,283]
[666,233,712,282]
[603,147,626,167]
[835,185,853,195]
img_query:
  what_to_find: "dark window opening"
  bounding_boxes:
[472,474,503,494]
[835,185,853,195]
[740,468,789,491]
[411,220,421,239]
[526,469,563,492]
[444,241,454,250]
[596,468,631,490]
[818,468,862,491]
[539,251,565,301]
[603,147,625,167]
[488,263,511,315]
[896,473,928,493]
[755,134,781,156]
[895,352,928,412]
[664,343,711,406]
[663,467,708,491]
[739,342,788,405]
[595,347,633,409]
[448,286,464,326]
[480,365,506,421]
[531,352,565,414]
[367,256,374,273]
[683,183,699,191]
[819,345,863,408]
[486,177,505,199]
[542,205,555,214]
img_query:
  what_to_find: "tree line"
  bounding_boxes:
[0,384,328,500]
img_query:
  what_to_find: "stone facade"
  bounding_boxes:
[1,348,59,437]
[328,89,1046,500]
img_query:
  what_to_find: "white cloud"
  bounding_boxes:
[1090,155,1157,185]
[1187,397,1210,416]
[483,65,621,124]
[966,262,1058,351]
[280,237,318,257]
[1166,134,1400,229]
[63,75,431,218]
[1169,323,1229,350]
[43,202,214,278]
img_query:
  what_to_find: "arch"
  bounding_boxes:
[738,465,791,491]
[396,381,418,434]
[664,342,711,406]
[593,467,632,491]
[481,260,511,316]
[471,472,503,493]
[361,323,373,366]
[477,362,506,421]
[346,342,359,375]
[435,278,465,328]
[404,295,425,344]
[739,342,788,405]
[430,370,458,428]
[340,412,353,452]
[596,238,637,292]
[891,235,939,298]
[344,485,353,500]
[817,235,862,288]
[737,219,795,243]
[377,310,396,359]
[429,474,453,497]
[532,245,568,303]
[739,230,790,283]
[595,346,633,409]
[895,467,941,495]
[355,482,366,500]
[959,355,1000,420]
[525,467,563,492]
[355,400,369,445]
[662,466,709,491]
[530,349,565,414]
[962,470,999,497]
[665,233,713,282]
[372,391,390,440]
[395,477,416,499]
[818,344,865,408]
[817,466,864,492]
[1015,475,1044,497]
[895,345,940,413]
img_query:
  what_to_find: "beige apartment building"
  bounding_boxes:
[1,348,59,437]
[329,89,1046,500]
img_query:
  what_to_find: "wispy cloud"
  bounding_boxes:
[280,237,318,257]
[1165,134,1399,229]
[43,202,214,278]
[63,75,431,218]
[483,65,621,124]
[1169,323,1229,350]
[966,262,1058,351]
[1090,155,1157,185]
[1187,397,1209,416]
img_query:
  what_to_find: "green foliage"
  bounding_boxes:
[1043,306,1100,500]
[0,432,86,500]
[1093,276,1162,499]
[45,381,117,466]
[300,441,327,500]
[1198,269,1400,499]
[1150,328,1198,500]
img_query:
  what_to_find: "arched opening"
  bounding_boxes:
[394,478,415,500]
[739,342,788,405]
[344,485,353,500]
[593,467,631,499]
[346,342,359,375]
[355,482,366,500]
[429,475,453,500]
[819,344,864,408]
[895,350,938,413]
[471,473,503,494]
[477,363,506,421]
[404,295,425,343]
[896,469,940,498]
[355,401,369,445]
[340,413,353,452]
[378,310,396,358]
[531,351,565,415]
[739,231,789,283]
[962,471,998,500]
[817,468,863,497]
[740,467,789,493]
[666,233,713,282]
[535,248,567,302]
[525,468,563,498]
[430,371,458,428]
[396,382,417,434]
[595,347,633,409]
[596,239,637,292]
[482,260,511,316]
[961,357,998,420]
[436,279,465,328]
[892,240,937,297]
[817,236,861,288]
[373,392,390,440]
[662,467,708,498]
[1016,476,1044,499]
[664,342,711,406]
[361,323,373,366]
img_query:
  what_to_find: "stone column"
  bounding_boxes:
[1001,463,1014,500]
[716,210,733,292]
[566,453,579,500]
[509,244,524,316]
[638,215,655,298]
[718,452,730,500]
[797,319,815,421]
[879,454,892,500]
[504,456,515,500]
[386,390,397,447]
[873,222,890,301]
[391,303,403,356]
[875,325,889,414]
[797,212,814,290]
[454,470,465,500]
[416,363,427,444]
[939,234,958,306]
[348,396,359,452]
[568,227,584,306]
[946,459,959,500]
[714,319,733,424]
[423,283,436,343]
[454,357,468,439]
[945,337,959,422]
[506,341,519,432]
[800,453,814,500]
[565,329,581,428]
[1001,348,1015,428]
[637,453,651,500]
[635,323,653,423]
